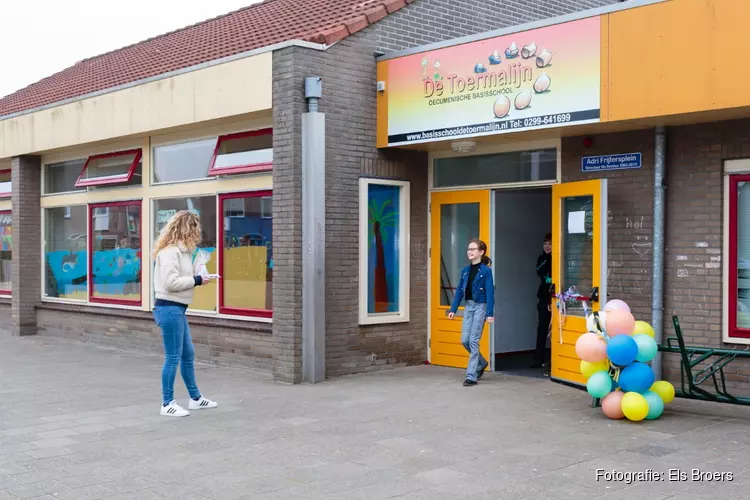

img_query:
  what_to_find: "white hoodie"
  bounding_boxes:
[153,244,197,306]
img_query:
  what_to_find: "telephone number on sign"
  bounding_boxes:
[522,113,572,127]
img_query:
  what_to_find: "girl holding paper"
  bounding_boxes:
[152,211,218,417]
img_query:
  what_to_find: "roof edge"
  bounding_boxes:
[0,39,327,122]
[376,0,668,61]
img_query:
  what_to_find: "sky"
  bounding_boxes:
[1,0,262,99]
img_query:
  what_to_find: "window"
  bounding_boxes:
[358,178,411,325]
[729,174,750,339]
[153,197,218,312]
[89,201,142,305]
[433,149,557,188]
[0,212,10,294]
[75,149,142,188]
[45,159,86,194]
[219,192,272,317]
[208,129,273,176]
[44,206,88,300]
[0,170,10,198]
[153,138,216,183]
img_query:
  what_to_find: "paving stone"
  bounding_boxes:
[0,334,749,500]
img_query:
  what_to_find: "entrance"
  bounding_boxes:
[428,180,608,386]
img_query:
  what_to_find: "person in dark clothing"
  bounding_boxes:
[531,233,552,369]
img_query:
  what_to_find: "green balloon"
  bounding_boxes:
[586,370,612,398]
[633,334,658,363]
[643,390,664,419]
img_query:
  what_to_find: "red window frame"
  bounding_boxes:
[208,129,273,176]
[218,191,273,318]
[74,149,143,188]
[729,174,750,338]
[0,210,10,296]
[88,200,142,306]
[0,169,11,198]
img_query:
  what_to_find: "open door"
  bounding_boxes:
[550,179,608,386]
[430,190,491,370]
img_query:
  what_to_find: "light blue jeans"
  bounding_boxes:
[461,300,488,382]
[153,306,201,405]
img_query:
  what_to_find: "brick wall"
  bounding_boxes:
[562,118,750,395]
[11,155,41,336]
[36,304,274,373]
[267,0,620,379]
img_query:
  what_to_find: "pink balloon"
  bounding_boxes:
[575,332,608,363]
[602,391,625,419]
[604,299,631,314]
[606,309,636,336]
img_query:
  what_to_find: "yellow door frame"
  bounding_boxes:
[429,189,492,370]
[550,179,608,386]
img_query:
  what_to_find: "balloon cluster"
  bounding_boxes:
[575,299,676,422]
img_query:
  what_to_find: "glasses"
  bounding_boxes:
[467,247,479,252]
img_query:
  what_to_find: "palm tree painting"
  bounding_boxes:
[368,184,401,314]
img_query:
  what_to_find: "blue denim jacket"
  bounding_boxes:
[448,263,495,317]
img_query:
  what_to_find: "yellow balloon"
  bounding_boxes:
[621,392,649,421]
[650,380,675,404]
[633,320,655,338]
[580,359,610,379]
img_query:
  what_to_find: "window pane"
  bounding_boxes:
[80,152,142,186]
[434,149,557,188]
[737,181,750,329]
[45,159,86,194]
[91,204,142,303]
[45,206,87,299]
[0,213,11,291]
[0,170,11,194]
[222,194,272,313]
[367,185,402,313]
[440,203,480,306]
[213,132,273,171]
[154,197,217,312]
[153,139,215,183]
[560,196,593,317]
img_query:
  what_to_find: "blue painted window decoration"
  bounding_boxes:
[367,184,402,314]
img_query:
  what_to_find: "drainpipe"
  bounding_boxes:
[651,125,666,380]
[301,76,326,383]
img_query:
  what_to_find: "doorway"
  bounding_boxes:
[492,187,552,378]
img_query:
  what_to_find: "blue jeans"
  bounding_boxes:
[153,306,201,405]
[461,301,488,382]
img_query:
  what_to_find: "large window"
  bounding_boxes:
[0,212,11,294]
[729,174,750,339]
[44,206,88,300]
[45,159,86,194]
[89,201,142,305]
[153,197,218,312]
[219,191,273,317]
[154,128,273,184]
[433,148,557,188]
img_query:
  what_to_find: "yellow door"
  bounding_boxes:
[430,190,491,370]
[550,179,608,386]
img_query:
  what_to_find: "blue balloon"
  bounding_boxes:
[606,335,638,366]
[643,390,665,419]
[633,334,658,363]
[619,362,655,393]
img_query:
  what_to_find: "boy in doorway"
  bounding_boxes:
[531,233,552,369]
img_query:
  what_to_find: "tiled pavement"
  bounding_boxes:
[1,333,749,499]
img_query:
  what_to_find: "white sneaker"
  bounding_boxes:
[188,396,218,410]
[161,400,190,417]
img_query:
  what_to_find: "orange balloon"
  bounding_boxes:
[606,309,635,336]
[575,332,608,363]
[602,390,625,419]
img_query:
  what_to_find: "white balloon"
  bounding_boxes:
[586,311,607,333]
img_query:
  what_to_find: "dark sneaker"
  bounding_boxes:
[463,379,478,387]
[476,363,488,379]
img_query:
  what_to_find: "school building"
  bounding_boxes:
[2,0,748,392]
